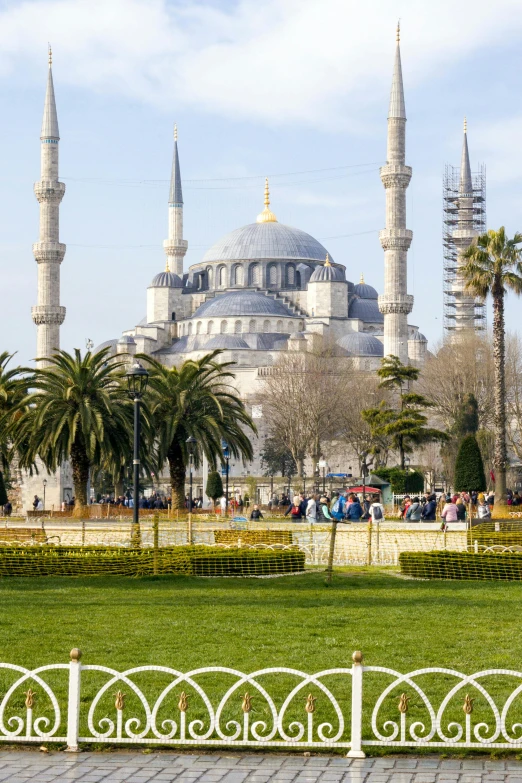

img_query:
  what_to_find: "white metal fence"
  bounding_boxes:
[3,650,522,754]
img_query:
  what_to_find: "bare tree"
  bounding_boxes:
[506,332,522,461]
[334,373,391,471]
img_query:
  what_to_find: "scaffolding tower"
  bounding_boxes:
[443,163,486,333]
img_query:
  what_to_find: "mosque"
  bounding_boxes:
[27,28,438,504]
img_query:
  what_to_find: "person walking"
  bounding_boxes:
[317,496,334,522]
[456,498,467,521]
[250,504,263,520]
[285,495,303,522]
[441,497,459,524]
[330,491,347,522]
[421,494,437,521]
[346,494,363,521]
[306,494,318,524]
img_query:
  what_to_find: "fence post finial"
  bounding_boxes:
[65,648,82,752]
[347,651,366,758]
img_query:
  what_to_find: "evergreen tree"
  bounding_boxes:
[454,434,487,492]
[0,471,7,507]
[206,471,223,507]
[454,393,479,438]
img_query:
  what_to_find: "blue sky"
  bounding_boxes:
[1,0,522,365]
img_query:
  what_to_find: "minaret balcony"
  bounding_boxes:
[32,242,66,263]
[163,239,188,253]
[33,180,66,203]
[378,293,414,315]
[379,228,413,251]
[31,305,66,326]
[380,164,412,188]
[453,228,480,245]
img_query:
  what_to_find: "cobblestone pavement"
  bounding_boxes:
[1,751,522,783]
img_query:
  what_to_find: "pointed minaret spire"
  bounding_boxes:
[164,124,187,276]
[41,45,59,141]
[256,177,278,223]
[378,24,414,363]
[388,21,406,120]
[32,47,66,366]
[459,117,473,195]
[452,118,479,333]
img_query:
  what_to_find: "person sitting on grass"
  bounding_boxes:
[250,504,263,521]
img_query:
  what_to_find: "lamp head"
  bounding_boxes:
[186,436,197,456]
[126,360,149,399]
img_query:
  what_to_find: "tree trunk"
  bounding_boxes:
[492,284,507,504]
[168,439,186,510]
[399,437,405,470]
[70,435,90,508]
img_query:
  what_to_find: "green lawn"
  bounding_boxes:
[1,569,521,750]
[0,569,519,670]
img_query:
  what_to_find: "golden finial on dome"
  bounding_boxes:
[324,253,331,267]
[463,116,467,134]
[396,21,400,43]
[174,123,178,141]
[165,259,170,273]
[256,177,278,223]
[360,273,365,284]
[48,44,52,67]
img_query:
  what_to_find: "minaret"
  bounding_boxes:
[31,47,66,366]
[163,125,188,276]
[451,118,479,332]
[378,23,413,363]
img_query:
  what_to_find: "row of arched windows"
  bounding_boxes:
[179,319,302,337]
[200,263,301,290]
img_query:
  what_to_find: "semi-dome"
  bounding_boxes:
[149,270,183,288]
[409,331,428,342]
[202,222,332,264]
[117,335,136,344]
[205,335,250,350]
[309,256,346,282]
[192,291,293,318]
[348,297,384,323]
[336,332,384,357]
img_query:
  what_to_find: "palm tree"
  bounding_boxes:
[0,352,30,493]
[15,348,133,507]
[143,351,256,509]
[460,227,522,504]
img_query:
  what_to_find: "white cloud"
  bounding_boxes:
[0,0,521,128]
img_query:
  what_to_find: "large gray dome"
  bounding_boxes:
[202,221,332,264]
[192,291,293,318]
[336,332,384,357]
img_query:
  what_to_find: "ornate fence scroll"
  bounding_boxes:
[2,651,522,754]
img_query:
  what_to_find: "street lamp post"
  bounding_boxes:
[186,436,197,543]
[222,440,230,517]
[126,360,149,547]
[43,479,47,511]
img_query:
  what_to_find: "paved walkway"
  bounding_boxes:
[0,751,521,783]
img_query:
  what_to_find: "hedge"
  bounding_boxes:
[399,550,522,581]
[214,530,293,546]
[0,545,305,578]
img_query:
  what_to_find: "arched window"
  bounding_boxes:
[207,321,214,334]
[263,319,270,333]
[196,321,202,335]
[219,265,226,288]
[249,319,257,333]
[207,267,213,288]
[268,265,277,286]
[276,319,283,332]
[250,264,260,286]
[234,320,242,334]
[288,321,294,332]
[286,265,295,286]
[299,321,304,330]
[221,320,228,333]
[188,323,193,336]
[233,265,243,286]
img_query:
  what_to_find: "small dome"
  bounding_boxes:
[94,339,118,353]
[409,331,428,342]
[117,335,136,345]
[205,335,250,350]
[149,271,183,288]
[348,297,384,323]
[336,332,384,357]
[192,291,293,318]
[309,259,346,283]
[353,282,378,299]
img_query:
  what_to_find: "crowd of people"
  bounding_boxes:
[266,490,386,524]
